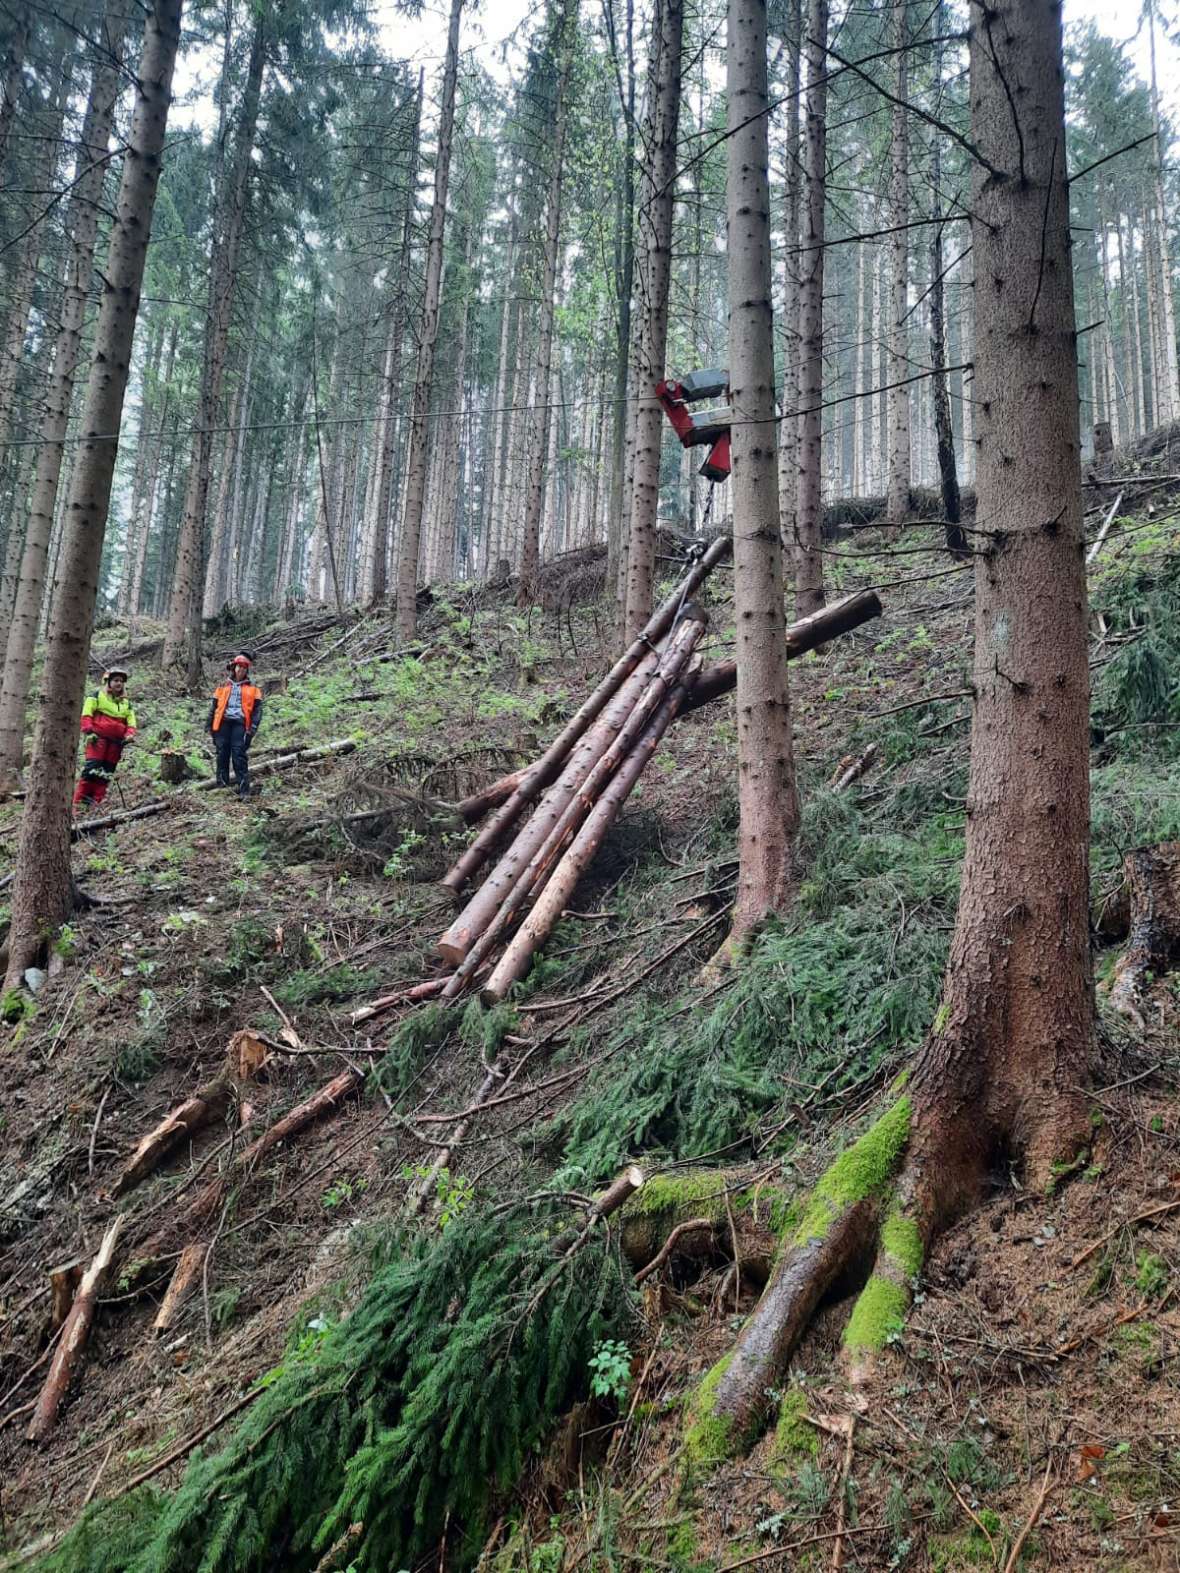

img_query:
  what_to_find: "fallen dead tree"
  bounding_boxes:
[27,1217,122,1443]
[192,736,356,789]
[109,1079,233,1198]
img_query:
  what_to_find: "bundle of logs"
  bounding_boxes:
[380,535,883,1011]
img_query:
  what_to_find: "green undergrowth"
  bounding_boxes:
[544,790,955,1185]
[37,1195,634,1573]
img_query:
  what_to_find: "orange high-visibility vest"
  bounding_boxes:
[211,682,261,732]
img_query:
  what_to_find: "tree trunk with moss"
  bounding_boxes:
[684,0,1095,1453]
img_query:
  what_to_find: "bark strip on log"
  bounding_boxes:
[27,1217,123,1443]
[481,655,702,1003]
[152,1243,207,1333]
[441,534,732,891]
[48,1261,83,1332]
[110,1080,233,1198]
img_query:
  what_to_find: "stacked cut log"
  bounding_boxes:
[431,541,884,1004]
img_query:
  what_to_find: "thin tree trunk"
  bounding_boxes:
[605,0,636,606]
[517,0,578,603]
[886,0,910,526]
[1147,0,1180,427]
[926,33,963,560]
[0,2,30,173]
[482,212,516,576]
[5,0,182,989]
[0,9,129,781]
[794,0,827,616]
[394,0,463,638]
[720,0,800,958]
[621,0,682,640]
[162,14,264,678]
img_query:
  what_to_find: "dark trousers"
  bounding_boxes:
[215,719,250,796]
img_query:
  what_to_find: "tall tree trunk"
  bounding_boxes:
[794,0,827,617]
[517,0,578,603]
[690,0,1093,1449]
[394,0,463,638]
[621,0,682,640]
[605,0,636,607]
[1146,0,1180,427]
[0,2,30,173]
[886,0,911,526]
[367,78,422,601]
[481,211,517,576]
[926,34,963,559]
[0,37,73,657]
[203,287,259,614]
[777,0,802,539]
[6,0,182,989]
[162,14,264,678]
[719,0,800,959]
[0,9,129,781]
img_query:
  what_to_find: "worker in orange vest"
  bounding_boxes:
[208,654,262,798]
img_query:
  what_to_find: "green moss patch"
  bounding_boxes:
[843,1273,907,1354]
[880,1207,924,1278]
[683,1353,738,1468]
[793,1097,912,1246]
[771,1388,818,1464]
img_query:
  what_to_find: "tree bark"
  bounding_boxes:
[605,0,636,609]
[0,9,129,782]
[5,0,182,991]
[1146,0,1180,427]
[926,34,964,559]
[162,14,264,679]
[0,1,30,173]
[692,0,1095,1447]
[621,0,683,640]
[777,1,802,542]
[394,0,463,638]
[794,0,827,617]
[26,1218,123,1443]
[885,0,911,528]
[720,0,800,956]
[517,0,579,604]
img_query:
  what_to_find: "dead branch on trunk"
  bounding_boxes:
[1108,842,1180,1029]
[109,1079,234,1198]
[27,1216,123,1443]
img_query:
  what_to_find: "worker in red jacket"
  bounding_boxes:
[74,667,137,810]
[208,654,262,798]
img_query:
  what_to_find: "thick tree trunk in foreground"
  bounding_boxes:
[621,0,683,641]
[690,0,1094,1450]
[518,0,579,604]
[394,0,463,639]
[0,8,130,782]
[719,0,799,956]
[5,0,182,990]
[793,0,827,618]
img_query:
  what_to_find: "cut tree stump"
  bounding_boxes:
[1108,842,1180,1029]
[159,750,199,785]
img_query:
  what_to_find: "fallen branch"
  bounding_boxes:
[831,742,880,791]
[633,1219,715,1285]
[109,1080,234,1198]
[1086,489,1124,565]
[1068,1199,1180,1270]
[152,1243,208,1334]
[27,1217,123,1443]
[71,800,169,839]
[1001,1457,1055,1573]
[348,975,448,1025]
[192,737,357,790]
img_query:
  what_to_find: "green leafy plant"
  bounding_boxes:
[587,1339,631,1406]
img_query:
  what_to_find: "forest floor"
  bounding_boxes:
[0,473,1178,1572]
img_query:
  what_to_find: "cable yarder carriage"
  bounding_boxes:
[656,367,731,482]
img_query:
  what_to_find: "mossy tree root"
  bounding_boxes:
[684,1098,923,1457]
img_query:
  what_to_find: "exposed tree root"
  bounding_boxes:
[1108,841,1180,1030]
